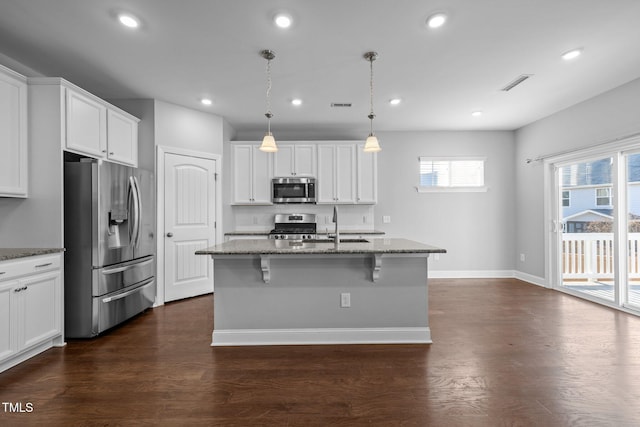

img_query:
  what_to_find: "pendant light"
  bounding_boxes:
[363,51,381,153]
[259,49,278,152]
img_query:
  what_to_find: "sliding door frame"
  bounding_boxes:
[543,135,640,314]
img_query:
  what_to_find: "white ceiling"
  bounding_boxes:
[1,0,640,134]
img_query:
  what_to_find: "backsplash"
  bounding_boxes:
[230,204,376,232]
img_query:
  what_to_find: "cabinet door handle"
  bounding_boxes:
[14,286,27,293]
[0,272,5,275]
[35,263,53,268]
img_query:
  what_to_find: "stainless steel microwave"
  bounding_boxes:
[272,177,316,204]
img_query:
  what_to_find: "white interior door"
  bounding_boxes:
[164,153,217,302]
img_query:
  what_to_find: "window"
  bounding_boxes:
[596,187,612,206]
[562,190,571,207]
[418,157,486,192]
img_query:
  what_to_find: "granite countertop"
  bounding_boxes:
[196,238,445,256]
[0,248,65,262]
[225,229,386,236]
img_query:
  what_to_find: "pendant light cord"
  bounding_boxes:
[369,57,374,117]
[266,58,272,118]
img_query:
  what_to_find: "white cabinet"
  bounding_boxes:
[273,143,316,177]
[0,253,63,373]
[107,109,138,166]
[232,144,273,205]
[65,86,139,166]
[225,234,270,242]
[66,88,107,158]
[356,145,378,204]
[317,144,356,204]
[0,284,14,360]
[0,65,28,197]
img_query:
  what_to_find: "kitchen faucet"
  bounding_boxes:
[332,205,339,243]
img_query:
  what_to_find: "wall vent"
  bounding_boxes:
[330,103,352,108]
[500,74,533,91]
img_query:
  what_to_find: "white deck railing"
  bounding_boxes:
[562,233,640,280]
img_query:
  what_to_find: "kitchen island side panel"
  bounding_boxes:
[212,254,429,335]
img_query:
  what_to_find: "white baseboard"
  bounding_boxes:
[428,269,548,288]
[513,271,548,287]
[429,269,515,279]
[211,327,432,346]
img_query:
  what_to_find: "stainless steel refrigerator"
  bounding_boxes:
[64,158,156,338]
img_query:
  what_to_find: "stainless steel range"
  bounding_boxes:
[269,213,317,240]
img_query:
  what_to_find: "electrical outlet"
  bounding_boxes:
[383,215,391,223]
[340,292,351,308]
[434,253,440,261]
[363,215,367,224]
[520,253,525,262]
[252,216,258,225]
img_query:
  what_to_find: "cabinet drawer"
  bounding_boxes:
[0,254,61,282]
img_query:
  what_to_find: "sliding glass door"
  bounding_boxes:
[626,153,640,309]
[551,146,640,312]
[557,156,616,302]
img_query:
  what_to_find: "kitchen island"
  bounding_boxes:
[196,238,446,346]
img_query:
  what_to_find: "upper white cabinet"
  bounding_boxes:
[107,109,138,166]
[273,143,316,177]
[232,144,273,205]
[317,143,356,204]
[66,89,107,158]
[65,86,139,166]
[0,65,28,198]
[356,145,378,204]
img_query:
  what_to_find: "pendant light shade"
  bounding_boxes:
[364,134,381,152]
[261,132,277,152]
[259,49,278,152]
[364,51,381,153]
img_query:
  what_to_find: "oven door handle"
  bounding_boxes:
[102,278,154,303]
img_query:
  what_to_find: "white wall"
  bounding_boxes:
[375,131,516,274]
[154,100,224,155]
[515,77,640,280]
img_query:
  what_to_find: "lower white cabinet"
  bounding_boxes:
[225,235,270,242]
[0,253,63,373]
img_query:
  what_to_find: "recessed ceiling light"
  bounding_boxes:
[274,13,292,28]
[389,98,402,106]
[561,48,583,60]
[471,111,483,117]
[291,98,302,106]
[427,13,447,29]
[118,13,140,29]
[201,98,213,106]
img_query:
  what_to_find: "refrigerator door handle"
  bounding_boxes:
[134,175,142,247]
[129,176,141,248]
[101,258,154,275]
[101,278,155,303]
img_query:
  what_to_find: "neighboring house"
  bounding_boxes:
[562,154,640,232]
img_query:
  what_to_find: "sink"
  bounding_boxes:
[305,238,369,243]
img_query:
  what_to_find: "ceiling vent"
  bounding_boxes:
[330,103,352,108]
[500,74,533,91]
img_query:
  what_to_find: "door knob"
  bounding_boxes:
[166,232,173,237]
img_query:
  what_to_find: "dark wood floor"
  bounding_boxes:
[2,278,640,426]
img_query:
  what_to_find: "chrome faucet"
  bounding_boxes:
[332,205,339,243]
